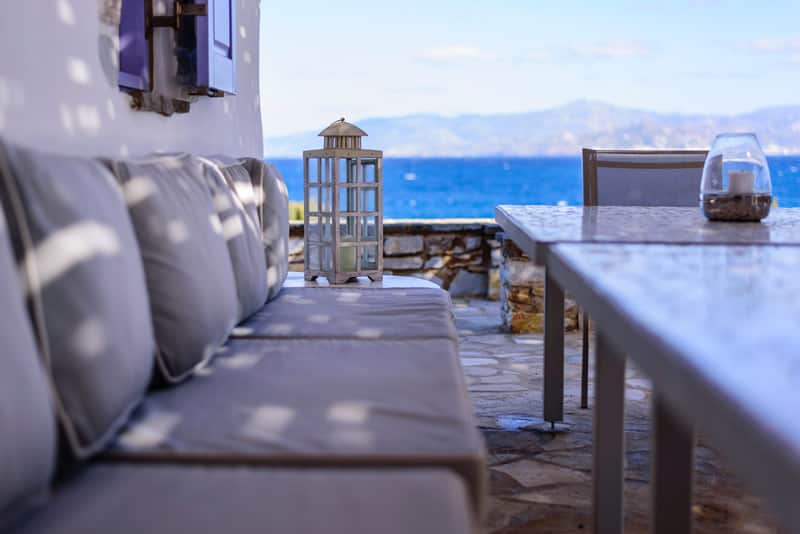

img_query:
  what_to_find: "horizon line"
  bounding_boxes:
[263,99,800,139]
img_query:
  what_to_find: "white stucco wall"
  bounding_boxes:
[0,1,263,158]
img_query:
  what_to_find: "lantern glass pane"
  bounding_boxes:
[307,158,319,184]
[320,185,332,213]
[338,158,351,183]
[339,185,358,214]
[339,216,357,241]
[307,216,320,242]
[307,245,320,270]
[361,215,378,241]
[338,244,358,272]
[306,186,317,213]
[362,161,377,183]
[321,216,333,242]
[362,187,376,213]
[361,245,378,270]
[321,246,333,272]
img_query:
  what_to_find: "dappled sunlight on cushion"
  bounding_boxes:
[120,176,157,207]
[337,291,362,303]
[241,405,295,442]
[355,327,383,339]
[327,401,371,425]
[117,411,181,449]
[165,219,189,244]
[306,314,331,324]
[24,221,121,295]
[71,317,108,361]
[231,326,254,336]
[208,213,223,235]
[217,351,262,370]
[221,214,244,241]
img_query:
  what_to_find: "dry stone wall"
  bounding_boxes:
[500,238,579,333]
[288,220,576,333]
[289,221,501,298]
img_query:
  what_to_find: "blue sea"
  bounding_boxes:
[272,157,800,219]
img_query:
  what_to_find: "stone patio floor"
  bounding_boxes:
[453,298,782,533]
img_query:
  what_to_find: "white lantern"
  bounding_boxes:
[303,118,383,283]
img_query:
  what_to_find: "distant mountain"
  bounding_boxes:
[264,101,800,157]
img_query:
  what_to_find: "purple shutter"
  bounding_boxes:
[196,0,237,94]
[118,0,150,91]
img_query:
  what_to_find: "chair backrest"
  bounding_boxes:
[582,149,708,207]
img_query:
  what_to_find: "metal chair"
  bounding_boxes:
[579,148,708,408]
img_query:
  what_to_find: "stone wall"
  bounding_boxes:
[289,220,503,298]
[500,238,579,333]
[288,220,577,334]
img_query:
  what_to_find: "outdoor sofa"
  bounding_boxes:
[0,141,486,533]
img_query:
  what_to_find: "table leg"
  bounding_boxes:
[544,267,564,423]
[593,329,626,534]
[581,310,590,409]
[652,392,694,534]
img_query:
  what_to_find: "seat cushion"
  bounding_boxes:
[199,156,268,321]
[0,141,153,457]
[110,338,486,515]
[10,465,476,534]
[240,158,289,300]
[0,203,56,529]
[109,154,238,383]
[232,287,458,341]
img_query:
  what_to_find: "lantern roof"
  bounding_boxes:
[318,118,368,138]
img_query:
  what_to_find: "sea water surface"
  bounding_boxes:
[272,157,800,219]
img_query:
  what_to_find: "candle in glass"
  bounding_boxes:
[340,245,357,272]
[728,171,755,195]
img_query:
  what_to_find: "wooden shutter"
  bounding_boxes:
[118,0,150,91]
[195,0,237,94]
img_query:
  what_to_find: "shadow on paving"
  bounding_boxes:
[451,298,782,533]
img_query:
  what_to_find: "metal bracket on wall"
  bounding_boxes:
[147,1,207,33]
[188,87,225,98]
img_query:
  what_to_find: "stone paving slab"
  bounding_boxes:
[453,298,781,533]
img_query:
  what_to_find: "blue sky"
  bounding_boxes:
[259,1,800,136]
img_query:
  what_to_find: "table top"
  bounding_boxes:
[547,242,800,528]
[496,205,800,264]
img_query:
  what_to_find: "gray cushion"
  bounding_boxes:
[232,287,457,341]
[109,154,239,383]
[111,338,486,516]
[240,158,289,300]
[10,465,476,534]
[200,156,268,321]
[0,141,153,458]
[0,202,55,529]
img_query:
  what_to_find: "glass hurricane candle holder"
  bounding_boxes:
[700,133,772,222]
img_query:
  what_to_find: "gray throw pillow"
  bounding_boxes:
[109,154,238,383]
[0,201,56,529]
[240,158,289,300]
[200,156,268,320]
[0,141,154,458]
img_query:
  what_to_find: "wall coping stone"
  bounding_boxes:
[290,219,501,236]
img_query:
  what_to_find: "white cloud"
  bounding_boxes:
[751,35,800,53]
[421,45,494,62]
[524,49,554,62]
[568,41,650,61]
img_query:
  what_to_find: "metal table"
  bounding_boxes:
[545,243,800,533]
[495,205,800,423]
